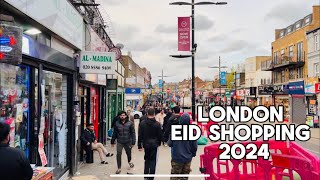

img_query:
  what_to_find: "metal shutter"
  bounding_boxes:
[290,96,305,124]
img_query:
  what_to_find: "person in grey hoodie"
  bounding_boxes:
[167,113,198,180]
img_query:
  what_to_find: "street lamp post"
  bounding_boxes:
[209,56,227,105]
[170,1,227,121]
[158,69,171,105]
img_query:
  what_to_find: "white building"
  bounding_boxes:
[244,56,272,106]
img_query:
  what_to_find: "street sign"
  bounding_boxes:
[158,79,163,88]
[80,51,116,74]
[220,71,226,85]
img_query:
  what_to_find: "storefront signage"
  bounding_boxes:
[125,88,141,94]
[250,87,257,96]
[288,81,304,94]
[220,71,226,85]
[0,24,22,64]
[109,47,122,60]
[80,51,116,74]
[305,85,315,94]
[258,85,288,95]
[315,83,320,94]
[178,17,190,51]
[158,79,163,88]
[5,0,84,49]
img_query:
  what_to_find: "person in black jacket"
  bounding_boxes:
[162,108,172,146]
[138,108,162,180]
[111,111,136,174]
[0,122,33,180]
[164,106,181,143]
[81,123,113,164]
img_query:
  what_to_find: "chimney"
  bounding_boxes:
[275,29,282,40]
[312,5,320,26]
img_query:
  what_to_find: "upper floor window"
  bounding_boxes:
[315,63,320,77]
[315,34,319,51]
[281,49,285,56]
[305,17,310,25]
[295,23,301,29]
[297,67,304,79]
[287,27,292,33]
[273,52,278,64]
[289,45,294,57]
[280,31,284,37]
[297,42,303,62]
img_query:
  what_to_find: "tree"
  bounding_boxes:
[227,67,235,89]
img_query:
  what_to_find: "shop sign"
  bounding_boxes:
[80,51,116,74]
[305,85,315,94]
[0,24,22,64]
[315,83,320,94]
[225,90,231,98]
[288,81,304,94]
[5,0,84,49]
[245,89,250,96]
[125,88,141,94]
[109,47,122,60]
[178,17,190,51]
[237,89,245,96]
[258,85,288,95]
[250,87,257,96]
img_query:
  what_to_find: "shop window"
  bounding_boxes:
[39,70,68,172]
[0,64,30,155]
[289,69,296,80]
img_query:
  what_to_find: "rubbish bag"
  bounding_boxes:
[197,136,208,145]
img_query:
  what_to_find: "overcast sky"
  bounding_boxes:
[99,0,319,84]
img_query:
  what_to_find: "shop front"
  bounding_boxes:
[257,86,272,106]
[305,83,319,127]
[125,88,142,110]
[288,81,305,124]
[0,26,76,179]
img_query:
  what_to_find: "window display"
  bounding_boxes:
[0,63,30,154]
[275,96,290,121]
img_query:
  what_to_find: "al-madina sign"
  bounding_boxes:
[79,51,116,74]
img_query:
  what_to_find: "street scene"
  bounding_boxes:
[0,0,319,180]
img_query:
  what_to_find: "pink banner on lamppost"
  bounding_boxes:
[178,17,190,51]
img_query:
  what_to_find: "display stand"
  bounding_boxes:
[31,166,54,180]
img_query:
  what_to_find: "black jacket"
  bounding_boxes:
[138,117,162,149]
[80,128,95,149]
[111,119,136,145]
[164,114,181,142]
[0,143,33,180]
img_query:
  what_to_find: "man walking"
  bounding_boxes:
[138,108,162,180]
[167,113,198,180]
[0,122,33,180]
[81,123,113,164]
[164,106,181,143]
[111,111,136,174]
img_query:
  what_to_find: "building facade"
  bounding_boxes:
[262,5,320,125]
[306,27,320,127]
[244,56,271,107]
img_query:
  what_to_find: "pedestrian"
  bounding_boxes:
[167,113,198,180]
[164,106,181,143]
[80,123,113,164]
[0,122,33,180]
[111,111,136,174]
[127,110,135,126]
[138,108,162,180]
[155,108,166,127]
[162,108,172,146]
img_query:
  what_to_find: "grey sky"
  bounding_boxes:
[100,0,319,84]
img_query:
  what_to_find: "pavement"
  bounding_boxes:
[71,111,320,180]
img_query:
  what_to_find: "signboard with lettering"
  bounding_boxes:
[258,85,289,95]
[125,88,141,94]
[250,87,257,96]
[288,81,304,94]
[0,24,22,64]
[315,83,320,94]
[80,51,116,74]
[220,71,226,85]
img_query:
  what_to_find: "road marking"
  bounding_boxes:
[110,174,210,178]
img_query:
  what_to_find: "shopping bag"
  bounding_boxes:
[197,136,208,145]
[108,128,113,137]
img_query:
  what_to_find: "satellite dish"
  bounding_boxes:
[116,43,124,49]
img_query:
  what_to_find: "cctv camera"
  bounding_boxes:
[73,53,80,58]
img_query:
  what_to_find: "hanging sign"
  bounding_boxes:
[0,24,22,64]
[178,17,190,51]
[80,51,116,74]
